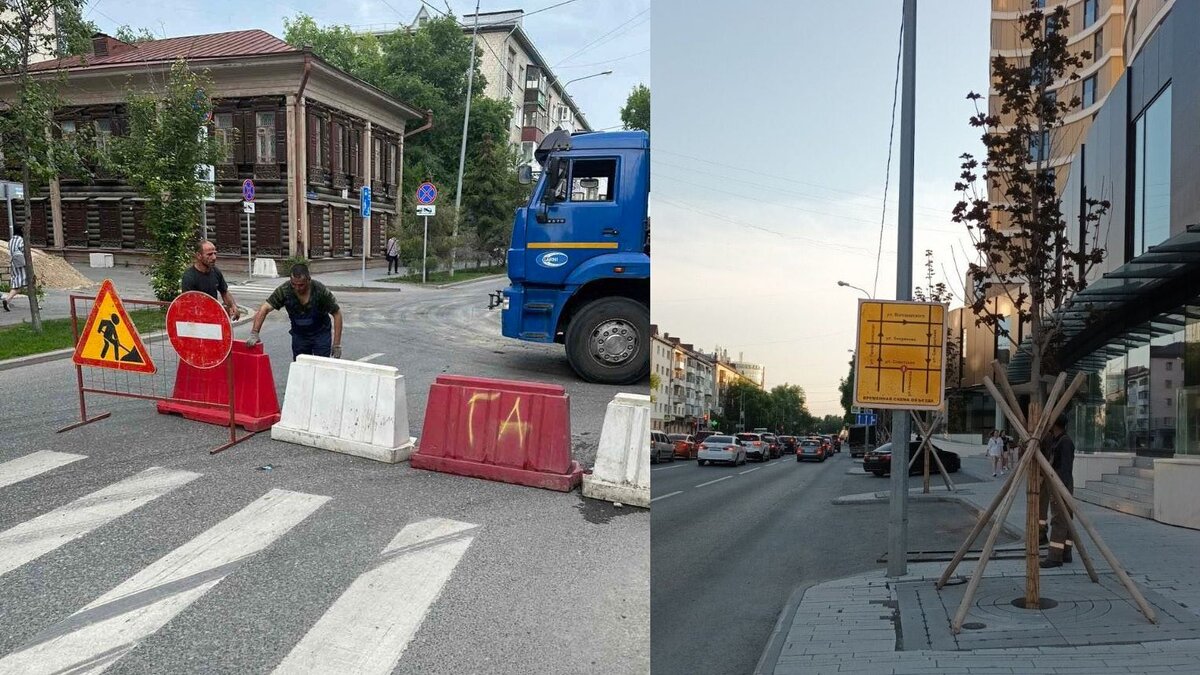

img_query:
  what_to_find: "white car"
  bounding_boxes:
[697,434,746,466]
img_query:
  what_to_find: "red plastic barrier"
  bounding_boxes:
[411,375,581,492]
[156,341,281,432]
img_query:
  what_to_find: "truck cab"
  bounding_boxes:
[500,129,650,384]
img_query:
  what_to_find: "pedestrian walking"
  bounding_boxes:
[386,235,400,275]
[245,263,343,360]
[1040,413,1076,568]
[986,429,1005,477]
[3,226,27,312]
[182,239,240,319]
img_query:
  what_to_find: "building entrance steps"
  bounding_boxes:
[1078,456,1156,519]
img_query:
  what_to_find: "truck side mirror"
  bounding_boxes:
[518,164,533,185]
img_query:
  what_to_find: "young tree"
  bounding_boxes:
[461,132,523,265]
[952,3,1108,412]
[105,61,224,300]
[0,0,90,331]
[620,83,650,131]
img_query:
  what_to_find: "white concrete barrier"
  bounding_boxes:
[271,355,416,463]
[582,393,651,508]
[1073,452,1135,490]
[253,258,279,278]
[89,253,113,268]
[1153,458,1200,530]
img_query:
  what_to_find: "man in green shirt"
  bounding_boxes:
[245,264,343,360]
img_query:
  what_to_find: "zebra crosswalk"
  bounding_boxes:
[0,452,479,675]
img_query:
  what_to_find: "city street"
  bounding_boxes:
[0,274,649,675]
[650,451,987,675]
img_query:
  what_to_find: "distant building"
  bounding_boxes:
[731,355,765,389]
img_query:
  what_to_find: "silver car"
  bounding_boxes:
[650,431,676,464]
[697,434,746,466]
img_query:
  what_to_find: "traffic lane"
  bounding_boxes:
[651,455,870,675]
[650,454,797,498]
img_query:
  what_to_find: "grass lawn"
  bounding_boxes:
[0,308,168,361]
[381,266,506,285]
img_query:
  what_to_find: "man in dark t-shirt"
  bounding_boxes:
[245,263,343,360]
[181,240,240,319]
[1040,413,1077,568]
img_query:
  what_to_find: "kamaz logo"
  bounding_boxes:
[536,252,568,268]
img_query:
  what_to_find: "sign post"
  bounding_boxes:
[242,179,255,275]
[416,181,438,284]
[360,186,372,288]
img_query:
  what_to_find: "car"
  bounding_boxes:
[778,435,799,454]
[761,433,781,458]
[697,435,745,466]
[650,431,676,464]
[796,437,826,462]
[695,429,722,446]
[820,435,838,454]
[735,432,770,462]
[862,440,961,477]
[668,433,697,459]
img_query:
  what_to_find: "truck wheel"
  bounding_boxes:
[565,297,649,384]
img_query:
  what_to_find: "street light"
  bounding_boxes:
[837,280,872,299]
[562,70,613,88]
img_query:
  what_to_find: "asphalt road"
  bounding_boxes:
[0,276,649,675]
[650,450,990,675]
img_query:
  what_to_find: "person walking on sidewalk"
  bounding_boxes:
[182,239,240,319]
[385,235,400,275]
[245,263,343,360]
[987,429,1005,477]
[1040,413,1076,568]
[3,226,26,312]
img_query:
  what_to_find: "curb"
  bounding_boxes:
[753,581,816,675]
[0,308,255,372]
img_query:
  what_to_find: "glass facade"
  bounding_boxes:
[1133,85,1171,256]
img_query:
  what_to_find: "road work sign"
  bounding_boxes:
[72,279,156,374]
[853,299,946,410]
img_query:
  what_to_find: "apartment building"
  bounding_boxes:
[651,326,720,434]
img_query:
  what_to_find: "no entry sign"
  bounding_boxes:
[167,291,232,369]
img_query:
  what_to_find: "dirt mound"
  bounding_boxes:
[0,241,95,290]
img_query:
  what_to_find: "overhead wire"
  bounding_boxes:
[872,10,904,300]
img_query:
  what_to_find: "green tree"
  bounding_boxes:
[461,132,523,265]
[54,1,99,57]
[114,25,157,44]
[105,61,224,300]
[620,83,650,131]
[839,355,855,423]
[0,0,90,331]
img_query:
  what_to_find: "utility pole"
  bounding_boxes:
[888,0,917,578]
[450,0,481,279]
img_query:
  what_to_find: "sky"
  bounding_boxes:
[77,0,650,132]
[651,0,991,417]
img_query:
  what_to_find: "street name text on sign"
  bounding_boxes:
[416,205,435,217]
[166,292,233,369]
[852,299,947,410]
[242,179,255,202]
[416,182,438,205]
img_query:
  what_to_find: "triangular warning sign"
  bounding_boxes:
[72,279,157,374]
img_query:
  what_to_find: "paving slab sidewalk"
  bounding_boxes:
[758,450,1200,674]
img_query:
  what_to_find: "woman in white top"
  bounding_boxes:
[3,226,26,312]
[986,429,1005,477]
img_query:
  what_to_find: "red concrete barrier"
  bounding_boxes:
[156,341,281,432]
[411,375,581,491]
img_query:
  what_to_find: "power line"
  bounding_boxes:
[555,48,650,69]
[552,8,649,68]
[873,10,905,299]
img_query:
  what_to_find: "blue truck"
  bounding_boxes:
[493,129,650,385]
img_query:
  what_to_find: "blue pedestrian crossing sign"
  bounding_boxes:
[361,186,372,218]
[416,181,438,205]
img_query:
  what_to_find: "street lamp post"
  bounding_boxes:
[837,280,873,299]
[562,70,613,89]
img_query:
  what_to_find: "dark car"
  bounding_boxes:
[735,432,770,462]
[695,429,722,446]
[778,435,799,454]
[862,440,961,477]
[761,433,781,458]
[796,437,826,462]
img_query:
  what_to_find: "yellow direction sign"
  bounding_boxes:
[72,279,156,374]
[853,299,946,410]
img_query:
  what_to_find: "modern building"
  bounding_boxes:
[0,30,431,269]
[731,355,766,389]
[395,8,591,164]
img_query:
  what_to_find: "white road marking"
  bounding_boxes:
[174,321,223,340]
[0,451,86,489]
[695,476,733,488]
[652,463,687,472]
[738,467,762,475]
[0,467,201,578]
[650,491,682,503]
[272,518,478,675]
[356,352,385,363]
[0,488,330,675]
